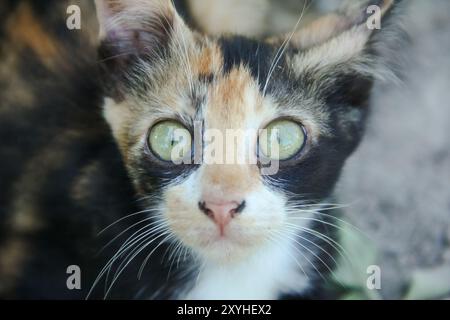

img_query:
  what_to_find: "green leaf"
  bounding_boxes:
[333,223,376,285]
[332,221,382,300]
[404,266,450,300]
[341,291,367,300]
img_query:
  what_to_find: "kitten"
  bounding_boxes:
[0,0,402,299]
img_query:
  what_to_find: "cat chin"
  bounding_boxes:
[197,244,265,265]
[184,231,272,265]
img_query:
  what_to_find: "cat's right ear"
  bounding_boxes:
[95,0,193,98]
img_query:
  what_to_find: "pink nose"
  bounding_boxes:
[199,200,246,235]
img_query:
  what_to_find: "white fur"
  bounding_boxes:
[183,235,311,300]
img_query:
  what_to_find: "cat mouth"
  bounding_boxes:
[199,230,242,245]
[196,224,267,249]
[192,228,272,264]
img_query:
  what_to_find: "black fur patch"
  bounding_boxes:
[218,36,287,91]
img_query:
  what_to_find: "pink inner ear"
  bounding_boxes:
[104,28,164,55]
[95,0,177,36]
[97,10,175,56]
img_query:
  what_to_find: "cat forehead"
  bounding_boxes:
[127,32,290,95]
[129,34,292,112]
[108,35,329,147]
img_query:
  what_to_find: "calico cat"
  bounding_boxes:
[0,0,402,299]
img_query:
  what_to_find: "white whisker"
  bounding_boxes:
[271,230,330,282]
[262,0,312,96]
[105,229,172,298]
[97,208,158,236]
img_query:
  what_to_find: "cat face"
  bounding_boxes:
[95,0,397,264]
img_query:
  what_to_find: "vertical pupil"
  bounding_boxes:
[276,130,281,144]
[169,128,176,147]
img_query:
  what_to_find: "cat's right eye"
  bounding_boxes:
[259,119,306,161]
[148,120,192,162]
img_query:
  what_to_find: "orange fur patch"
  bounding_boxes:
[202,67,263,196]
[6,3,59,65]
[207,67,257,127]
[195,42,222,77]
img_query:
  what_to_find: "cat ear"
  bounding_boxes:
[287,0,403,107]
[95,0,193,99]
[95,0,191,62]
[289,0,402,79]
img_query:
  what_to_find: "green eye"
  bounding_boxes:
[259,120,306,161]
[148,120,192,162]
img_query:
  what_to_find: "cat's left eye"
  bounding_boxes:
[259,119,306,161]
[148,120,192,163]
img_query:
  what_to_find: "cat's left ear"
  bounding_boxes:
[95,0,191,50]
[287,0,403,105]
[95,0,193,69]
[94,0,193,97]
